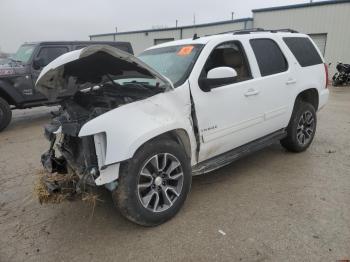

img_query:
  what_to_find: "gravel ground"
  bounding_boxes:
[0,87,349,262]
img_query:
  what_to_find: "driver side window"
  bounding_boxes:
[203,41,252,83]
[36,46,68,67]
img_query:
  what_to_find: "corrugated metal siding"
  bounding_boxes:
[309,34,327,56]
[90,20,252,55]
[112,29,181,55]
[90,35,114,41]
[253,2,350,74]
[181,21,250,39]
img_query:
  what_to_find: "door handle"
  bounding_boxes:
[244,88,259,97]
[286,79,297,85]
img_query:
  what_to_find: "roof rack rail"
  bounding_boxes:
[206,28,299,37]
[215,28,264,35]
[233,28,299,34]
[270,28,299,33]
[233,28,265,34]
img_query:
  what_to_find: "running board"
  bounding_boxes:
[192,129,287,176]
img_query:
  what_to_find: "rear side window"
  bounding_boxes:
[250,39,288,76]
[283,37,323,67]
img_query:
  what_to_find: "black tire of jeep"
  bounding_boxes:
[112,138,192,226]
[280,100,317,153]
[0,97,12,132]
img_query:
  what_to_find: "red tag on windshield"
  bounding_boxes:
[177,46,194,56]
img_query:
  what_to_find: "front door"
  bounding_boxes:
[189,40,265,162]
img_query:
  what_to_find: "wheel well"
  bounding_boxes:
[0,88,15,106]
[140,129,192,160]
[295,88,319,110]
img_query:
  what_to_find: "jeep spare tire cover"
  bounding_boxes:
[35,45,172,101]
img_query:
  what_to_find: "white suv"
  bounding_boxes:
[37,29,329,226]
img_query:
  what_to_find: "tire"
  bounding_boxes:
[281,100,317,153]
[0,97,12,132]
[112,138,192,226]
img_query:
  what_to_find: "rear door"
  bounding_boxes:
[248,37,294,133]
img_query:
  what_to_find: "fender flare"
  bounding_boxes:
[0,79,24,106]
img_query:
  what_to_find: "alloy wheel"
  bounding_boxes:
[137,153,184,213]
[296,111,315,145]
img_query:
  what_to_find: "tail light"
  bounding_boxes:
[324,63,329,88]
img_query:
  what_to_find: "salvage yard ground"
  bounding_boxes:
[0,87,349,262]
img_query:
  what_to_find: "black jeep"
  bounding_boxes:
[0,41,133,131]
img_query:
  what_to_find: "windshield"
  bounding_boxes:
[138,44,203,87]
[11,44,36,63]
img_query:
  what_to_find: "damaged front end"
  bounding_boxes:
[36,45,172,197]
[41,106,99,194]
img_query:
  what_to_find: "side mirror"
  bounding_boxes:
[33,57,45,70]
[199,67,237,92]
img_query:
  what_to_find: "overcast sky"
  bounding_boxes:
[0,0,323,52]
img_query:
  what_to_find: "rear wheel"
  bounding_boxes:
[0,97,12,132]
[281,100,317,152]
[113,138,192,226]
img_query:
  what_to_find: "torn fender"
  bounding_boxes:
[79,83,197,173]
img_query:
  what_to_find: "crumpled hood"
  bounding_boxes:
[35,45,172,100]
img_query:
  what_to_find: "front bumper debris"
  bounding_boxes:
[41,149,67,174]
[35,170,79,204]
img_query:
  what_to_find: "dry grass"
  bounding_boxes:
[34,170,102,213]
[82,192,104,219]
[34,170,76,204]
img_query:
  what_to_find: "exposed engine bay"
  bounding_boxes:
[42,81,163,192]
[36,45,172,194]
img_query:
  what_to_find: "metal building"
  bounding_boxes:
[90,18,253,54]
[253,0,350,74]
[90,0,350,72]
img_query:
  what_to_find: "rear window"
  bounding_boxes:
[250,39,288,77]
[283,37,323,67]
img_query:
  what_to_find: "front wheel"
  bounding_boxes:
[113,138,192,226]
[281,101,317,152]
